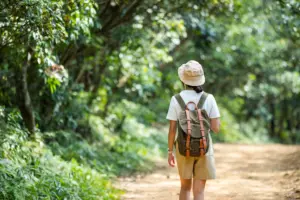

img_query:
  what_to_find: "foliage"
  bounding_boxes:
[0,112,121,200]
[211,104,271,144]
[44,115,167,176]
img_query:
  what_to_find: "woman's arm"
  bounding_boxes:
[168,120,177,151]
[168,120,177,167]
[210,117,220,133]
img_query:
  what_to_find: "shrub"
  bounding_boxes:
[44,116,167,176]
[0,114,121,200]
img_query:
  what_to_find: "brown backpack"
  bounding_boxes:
[175,92,211,157]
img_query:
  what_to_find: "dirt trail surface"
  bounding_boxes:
[117,143,300,200]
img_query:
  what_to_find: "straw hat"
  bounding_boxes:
[178,60,205,86]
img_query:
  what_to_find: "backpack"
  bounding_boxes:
[175,92,211,157]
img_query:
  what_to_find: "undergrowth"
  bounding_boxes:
[44,116,168,177]
[0,107,167,200]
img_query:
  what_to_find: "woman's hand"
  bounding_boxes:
[168,152,175,167]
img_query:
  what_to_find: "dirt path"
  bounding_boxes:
[117,143,300,200]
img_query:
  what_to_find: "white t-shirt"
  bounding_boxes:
[166,90,221,121]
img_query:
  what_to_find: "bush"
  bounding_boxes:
[211,104,271,144]
[0,114,121,200]
[44,116,168,176]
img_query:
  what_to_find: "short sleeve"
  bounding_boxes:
[166,96,178,121]
[208,94,221,118]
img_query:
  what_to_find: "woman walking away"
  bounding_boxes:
[166,60,221,200]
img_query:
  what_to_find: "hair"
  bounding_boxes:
[181,81,203,93]
[186,85,203,93]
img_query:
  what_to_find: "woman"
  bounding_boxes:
[166,60,221,200]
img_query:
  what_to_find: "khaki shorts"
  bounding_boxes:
[175,139,216,180]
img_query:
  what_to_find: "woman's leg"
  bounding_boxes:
[193,179,206,200]
[179,178,192,200]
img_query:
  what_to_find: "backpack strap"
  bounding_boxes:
[197,92,208,109]
[185,109,192,157]
[174,94,186,110]
[197,109,207,156]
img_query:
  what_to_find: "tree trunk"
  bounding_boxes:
[269,102,276,138]
[278,99,287,136]
[14,52,35,135]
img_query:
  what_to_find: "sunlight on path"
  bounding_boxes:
[117,144,300,200]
